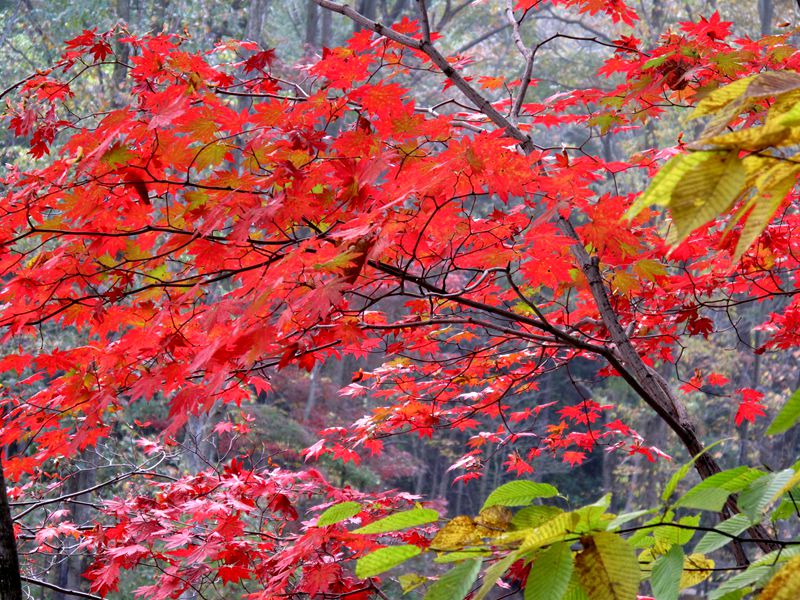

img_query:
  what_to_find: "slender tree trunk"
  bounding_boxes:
[305,0,320,52]
[0,452,22,600]
[321,6,333,47]
[759,0,774,36]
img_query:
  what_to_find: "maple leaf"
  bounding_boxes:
[735,401,767,427]
[297,562,341,596]
[562,451,587,467]
[218,564,251,585]
[504,452,534,476]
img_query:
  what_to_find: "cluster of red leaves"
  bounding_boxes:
[82,460,418,599]
[1,4,800,597]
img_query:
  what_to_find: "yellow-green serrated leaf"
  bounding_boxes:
[662,440,728,503]
[398,573,427,594]
[353,507,439,534]
[574,494,612,534]
[606,509,654,531]
[481,480,558,510]
[473,551,521,600]
[779,101,800,127]
[355,545,421,578]
[709,565,773,600]
[677,466,764,511]
[668,152,745,242]
[681,553,714,589]
[434,550,490,563]
[768,388,800,435]
[626,152,719,219]
[692,76,756,118]
[519,512,579,554]
[651,545,684,600]
[654,515,699,546]
[525,542,574,600]
[316,501,361,527]
[701,121,796,151]
[423,558,481,600]
[758,555,800,600]
[733,168,796,261]
[694,514,751,554]
[739,468,797,520]
[576,532,639,600]
[512,505,563,529]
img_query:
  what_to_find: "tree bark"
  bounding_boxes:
[0,452,22,600]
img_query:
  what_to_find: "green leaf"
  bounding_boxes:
[473,551,520,600]
[423,558,481,600]
[767,388,800,435]
[398,573,426,594]
[574,494,612,533]
[519,512,579,554]
[525,542,574,600]
[316,501,361,527]
[651,545,684,600]
[433,550,490,563]
[654,515,699,546]
[676,466,764,511]
[575,532,639,600]
[512,505,564,529]
[606,509,654,531]
[353,507,439,534]
[481,480,558,510]
[694,514,751,554]
[708,565,773,600]
[643,56,668,70]
[662,439,727,503]
[355,545,421,578]
[738,468,795,520]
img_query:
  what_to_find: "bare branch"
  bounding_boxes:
[415,0,431,42]
[21,576,103,600]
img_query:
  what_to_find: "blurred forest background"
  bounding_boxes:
[2,0,800,597]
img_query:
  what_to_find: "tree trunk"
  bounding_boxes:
[0,452,22,600]
[759,0,774,36]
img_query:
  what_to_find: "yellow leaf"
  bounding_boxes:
[193,141,229,171]
[700,122,797,151]
[519,512,579,554]
[430,516,480,551]
[398,573,427,593]
[576,532,640,600]
[680,553,714,589]
[668,152,745,242]
[692,76,756,118]
[474,505,513,535]
[733,162,797,260]
[610,270,639,295]
[626,151,720,219]
[632,259,667,282]
[758,555,800,600]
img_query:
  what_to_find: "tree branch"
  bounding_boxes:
[21,576,103,600]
